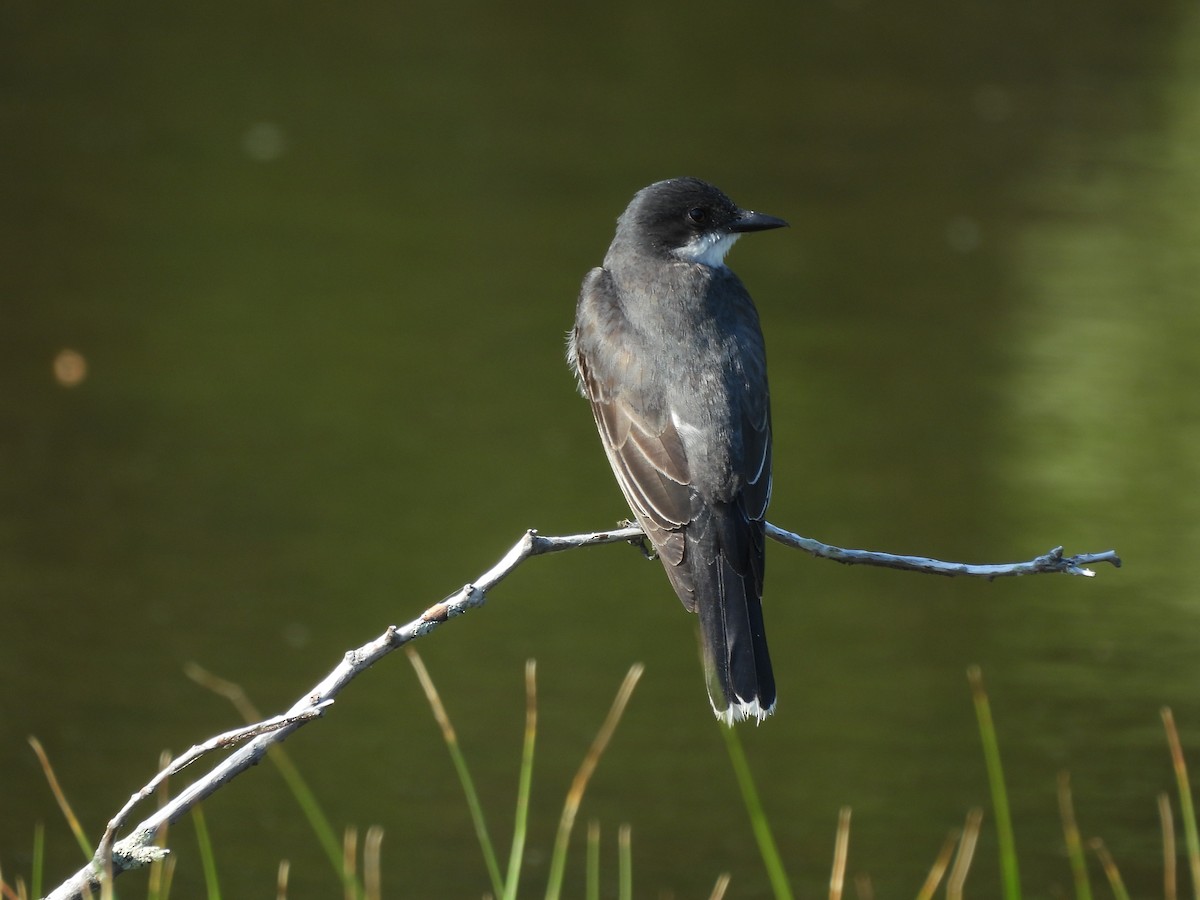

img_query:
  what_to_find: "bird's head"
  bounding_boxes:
[616,177,788,268]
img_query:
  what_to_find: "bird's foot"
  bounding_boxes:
[619,520,657,560]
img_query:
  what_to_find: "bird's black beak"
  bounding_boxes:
[731,210,789,233]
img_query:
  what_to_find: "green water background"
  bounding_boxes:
[4,2,1199,896]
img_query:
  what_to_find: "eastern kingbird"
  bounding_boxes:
[568,177,787,724]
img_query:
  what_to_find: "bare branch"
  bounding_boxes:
[765,523,1122,579]
[94,703,333,865]
[41,522,1118,900]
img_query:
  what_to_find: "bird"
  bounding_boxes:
[568,177,787,724]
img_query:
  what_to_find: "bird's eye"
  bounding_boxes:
[686,207,710,226]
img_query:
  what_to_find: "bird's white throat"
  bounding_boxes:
[671,232,740,269]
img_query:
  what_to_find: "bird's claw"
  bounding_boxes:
[619,520,657,560]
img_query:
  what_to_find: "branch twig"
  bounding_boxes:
[765,523,1122,578]
[42,523,1119,900]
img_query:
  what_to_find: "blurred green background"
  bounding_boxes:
[4,1,1199,896]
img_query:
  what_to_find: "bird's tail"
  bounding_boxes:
[679,509,776,724]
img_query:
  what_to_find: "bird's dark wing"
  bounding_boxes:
[572,268,698,605]
[730,292,772,526]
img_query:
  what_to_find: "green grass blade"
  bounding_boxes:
[1089,838,1131,900]
[618,824,632,900]
[719,724,794,900]
[586,820,600,900]
[192,805,221,900]
[1159,792,1178,900]
[28,737,91,860]
[407,648,504,897]
[968,666,1021,900]
[1163,708,1200,900]
[148,748,174,900]
[1161,710,1200,900]
[946,808,983,900]
[945,811,984,900]
[277,860,291,900]
[1057,772,1093,900]
[830,806,850,900]
[157,854,178,898]
[709,872,732,900]
[915,829,960,900]
[364,825,384,900]
[343,827,358,900]
[502,660,538,900]
[544,663,643,900]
